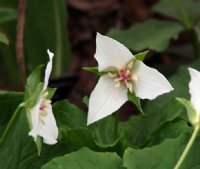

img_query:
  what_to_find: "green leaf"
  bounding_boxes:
[42,147,123,169]
[0,7,17,23]
[53,100,87,129]
[176,98,197,126]
[122,98,183,148]
[60,126,99,150]
[0,108,71,169]
[123,128,200,169]
[53,100,124,153]
[24,0,71,76]
[152,0,200,27]
[128,91,143,114]
[134,50,149,61]
[0,31,9,44]
[107,19,183,52]
[147,119,189,146]
[0,91,23,135]
[88,116,119,148]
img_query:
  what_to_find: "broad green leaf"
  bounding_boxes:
[0,7,16,23]
[152,0,200,28]
[123,130,200,169]
[108,19,183,52]
[88,116,120,148]
[147,119,189,146]
[42,147,123,169]
[24,0,71,76]
[176,98,197,126]
[53,100,124,153]
[0,31,9,44]
[122,98,183,148]
[59,126,100,150]
[0,108,71,169]
[0,91,23,134]
[53,100,87,129]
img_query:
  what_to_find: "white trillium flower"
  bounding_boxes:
[87,33,174,125]
[28,49,58,144]
[188,68,200,124]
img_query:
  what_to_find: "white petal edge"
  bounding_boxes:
[95,32,134,71]
[42,49,54,93]
[37,106,58,144]
[133,61,173,100]
[188,68,200,115]
[87,75,128,125]
[28,98,42,141]
[29,105,58,145]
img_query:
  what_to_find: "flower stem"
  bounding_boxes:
[16,0,27,89]
[0,103,24,145]
[174,0,191,29]
[114,111,120,139]
[190,29,200,58]
[174,125,199,169]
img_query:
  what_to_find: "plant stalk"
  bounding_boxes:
[174,0,191,29]
[16,0,27,89]
[0,103,24,145]
[174,125,199,169]
[114,111,120,139]
[190,29,200,58]
[53,0,62,76]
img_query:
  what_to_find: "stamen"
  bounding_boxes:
[108,65,137,93]
[127,61,133,69]
[40,111,48,117]
[108,72,117,77]
[42,91,49,98]
[132,74,138,82]
[115,82,121,88]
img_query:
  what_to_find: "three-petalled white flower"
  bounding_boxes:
[87,33,174,125]
[188,68,200,125]
[28,49,58,144]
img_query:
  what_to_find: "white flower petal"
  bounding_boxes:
[87,75,128,125]
[95,32,133,71]
[37,106,58,144]
[133,61,173,100]
[188,68,200,114]
[28,98,42,141]
[42,49,54,93]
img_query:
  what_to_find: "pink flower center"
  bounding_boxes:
[118,69,131,84]
[40,101,46,111]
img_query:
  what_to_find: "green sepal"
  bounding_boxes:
[176,97,197,126]
[128,91,144,115]
[24,83,43,108]
[82,95,89,106]
[83,66,106,76]
[46,87,56,100]
[134,50,149,62]
[24,65,44,100]
[0,32,9,45]
[35,136,43,156]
